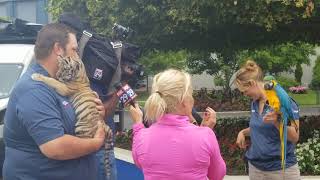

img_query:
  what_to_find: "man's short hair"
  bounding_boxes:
[34,23,75,60]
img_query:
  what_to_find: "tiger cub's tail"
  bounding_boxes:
[104,124,114,179]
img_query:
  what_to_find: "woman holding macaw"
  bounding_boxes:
[234,60,301,180]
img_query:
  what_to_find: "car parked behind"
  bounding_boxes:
[0,43,35,176]
[0,18,41,176]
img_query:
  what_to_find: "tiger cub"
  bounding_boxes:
[32,55,113,178]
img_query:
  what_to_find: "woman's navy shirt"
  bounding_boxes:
[246,99,300,171]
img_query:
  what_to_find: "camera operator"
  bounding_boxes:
[90,81,119,180]
[58,12,120,180]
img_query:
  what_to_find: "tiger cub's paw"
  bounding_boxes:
[31,73,44,81]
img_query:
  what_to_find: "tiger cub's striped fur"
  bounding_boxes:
[32,56,113,178]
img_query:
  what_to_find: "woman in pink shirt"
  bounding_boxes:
[129,69,226,180]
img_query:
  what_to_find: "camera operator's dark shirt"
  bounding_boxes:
[90,81,116,133]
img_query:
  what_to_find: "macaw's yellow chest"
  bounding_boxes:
[265,89,280,113]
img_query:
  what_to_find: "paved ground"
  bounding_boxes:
[300,106,320,116]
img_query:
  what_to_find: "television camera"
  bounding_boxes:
[58,13,145,95]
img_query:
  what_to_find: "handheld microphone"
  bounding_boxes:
[114,82,137,106]
[114,82,151,128]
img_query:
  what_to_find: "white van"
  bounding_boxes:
[0,44,35,174]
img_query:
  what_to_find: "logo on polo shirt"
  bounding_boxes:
[62,100,70,107]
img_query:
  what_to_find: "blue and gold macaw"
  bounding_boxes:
[263,75,294,171]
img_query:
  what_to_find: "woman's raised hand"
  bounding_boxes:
[201,107,217,129]
[128,102,143,124]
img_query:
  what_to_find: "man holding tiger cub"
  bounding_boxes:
[3,23,106,180]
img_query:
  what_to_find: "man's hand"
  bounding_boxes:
[128,102,143,124]
[93,121,106,150]
[201,107,216,129]
[39,121,106,160]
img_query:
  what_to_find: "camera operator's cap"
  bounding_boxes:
[58,12,85,33]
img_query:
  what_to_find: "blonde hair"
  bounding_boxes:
[235,60,263,91]
[144,69,192,121]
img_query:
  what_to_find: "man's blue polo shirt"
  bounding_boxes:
[246,99,300,171]
[3,63,97,180]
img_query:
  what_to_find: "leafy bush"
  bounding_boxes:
[311,56,320,90]
[296,130,320,175]
[215,117,249,175]
[214,76,224,87]
[299,115,320,143]
[289,86,308,94]
[115,129,133,150]
[276,76,299,90]
[193,89,251,111]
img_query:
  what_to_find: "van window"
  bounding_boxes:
[0,63,24,98]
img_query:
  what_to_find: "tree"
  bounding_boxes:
[236,42,315,75]
[295,64,303,84]
[48,0,320,51]
[47,0,320,93]
[311,56,320,89]
[187,51,238,92]
[139,50,188,75]
[311,56,320,104]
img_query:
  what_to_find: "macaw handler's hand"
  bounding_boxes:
[236,131,247,149]
[263,111,280,129]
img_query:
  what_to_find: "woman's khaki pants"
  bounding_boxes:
[249,162,301,180]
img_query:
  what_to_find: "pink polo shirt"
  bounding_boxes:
[132,114,226,180]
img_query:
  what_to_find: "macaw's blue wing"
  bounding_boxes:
[274,84,293,171]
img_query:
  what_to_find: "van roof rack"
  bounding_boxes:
[0,18,42,44]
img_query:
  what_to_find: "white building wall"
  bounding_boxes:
[16,1,37,22]
[146,73,218,91]
[301,47,320,86]
[191,73,216,90]
[0,4,7,17]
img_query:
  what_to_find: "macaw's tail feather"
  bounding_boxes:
[279,121,285,170]
[275,83,292,171]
